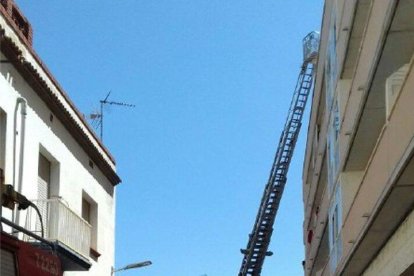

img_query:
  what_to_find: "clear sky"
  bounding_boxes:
[18,1,323,275]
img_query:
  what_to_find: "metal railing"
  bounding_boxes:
[303,31,320,62]
[24,198,91,258]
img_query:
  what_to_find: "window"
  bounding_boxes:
[325,2,338,112]
[38,146,60,199]
[37,153,51,236]
[332,205,339,240]
[38,154,51,200]
[312,124,320,170]
[23,149,59,240]
[82,192,99,259]
[328,186,342,273]
[385,64,409,119]
[328,100,341,195]
[82,199,91,224]
[325,1,341,199]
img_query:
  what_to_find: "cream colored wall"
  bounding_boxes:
[363,209,414,276]
[339,171,362,220]
[338,44,414,276]
[303,0,408,274]
[0,43,116,276]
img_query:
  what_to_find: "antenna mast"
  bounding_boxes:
[89,91,135,141]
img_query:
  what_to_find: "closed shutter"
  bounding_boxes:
[37,154,51,237]
[1,249,17,276]
[38,154,50,199]
[37,176,49,200]
[36,177,49,236]
[0,110,5,171]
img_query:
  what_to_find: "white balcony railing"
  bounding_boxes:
[24,198,91,258]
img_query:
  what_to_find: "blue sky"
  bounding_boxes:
[18,1,323,275]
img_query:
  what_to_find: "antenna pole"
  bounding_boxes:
[100,100,104,140]
[91,90,134,142]
[99,90,111,141]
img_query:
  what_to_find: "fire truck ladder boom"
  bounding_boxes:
[239,31,319,276]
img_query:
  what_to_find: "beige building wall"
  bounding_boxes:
[363,208,414,276]
[302,0,414,275]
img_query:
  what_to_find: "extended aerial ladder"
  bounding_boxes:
[239,31,319,276]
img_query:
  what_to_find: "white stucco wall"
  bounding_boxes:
[0,41,116,276]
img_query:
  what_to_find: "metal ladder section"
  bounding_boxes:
[238,54,317,276]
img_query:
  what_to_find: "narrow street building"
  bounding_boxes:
[303,0,414,275]
[5,0,414,275]
[0,0,121,274]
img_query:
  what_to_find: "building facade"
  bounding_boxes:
[0,0,121,275]
[303,0,414,275]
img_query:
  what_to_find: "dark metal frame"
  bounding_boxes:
[239,32,319,275]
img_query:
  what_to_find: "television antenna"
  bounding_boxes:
[89,91,135,141]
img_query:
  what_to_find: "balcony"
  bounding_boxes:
[24,198,92,265]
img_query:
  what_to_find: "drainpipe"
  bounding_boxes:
[12,97,27,226]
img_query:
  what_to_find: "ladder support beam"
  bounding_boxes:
[238,31,319,276]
